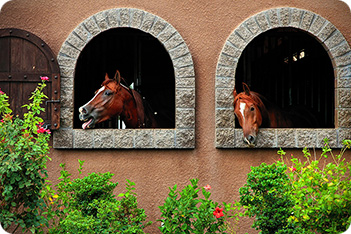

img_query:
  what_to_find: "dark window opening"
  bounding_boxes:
[235,27,334,128]
[74,28,175,129]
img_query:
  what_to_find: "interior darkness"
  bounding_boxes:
[235,27,334,128]
[74,28,175,129]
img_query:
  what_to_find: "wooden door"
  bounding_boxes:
[0,28,60,129]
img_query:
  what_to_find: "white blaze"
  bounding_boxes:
[79,86,105,112]
[239,102,246,122]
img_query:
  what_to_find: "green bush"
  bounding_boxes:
[239,139,351,234]
[47,160,151,234]
[0,79,51,233]
[159,178,235,233]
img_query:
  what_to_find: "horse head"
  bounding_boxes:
[233,83,265,147]
[79,70,135,129]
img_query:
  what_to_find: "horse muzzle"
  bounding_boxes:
[243,135,256,148]
[79,106,96,129]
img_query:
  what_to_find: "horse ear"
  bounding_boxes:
[114,70,121,84]
[233,88,237,98]
[242,82,251,96]
[105,73,110,81]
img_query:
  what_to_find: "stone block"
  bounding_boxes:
[164,32,183,50]
[59,43,80,59]
[338,129,351,147]
[94,129,114,148]
[175,66,195,78]
[215,77,234,88]
[61,77,73,88]
[57,55,76,69]
[53,129,73,148]
[325,30,346,49]
[279,8,290,26]
[267,9,279,28]
[300,11,314,30]
[114,130,134,148]
[150,17,167,37]
[73,24,91,43]
[176,108,195,128]
[277,129,296,148]
[134,130,154,148]
[289,8,301,28]
[245,16,261,35]
[329,41,351,58]
[216,128,234,148]
[140,12,155,32]
[221,42,242,59]
[60,87,73,108]
[119,8,130,27]
[216,109,234,128]
[131,9,143,28]
[228,33,247,49]
[169,43,190,59]
[256,12,270,31]
[176,88,195,108]
[83,16,101,37]
[309,15,326,34]
[216,88,233,108]
[337,88,351,108]
[317,21,335,42]
[234,129,247,148]
[176,129,195,148]
[175,77,195,88]
[216,65,235,79]
[60,67,74,78]
[66,33,85,51]
[337,77,351,89]
[158,24,177,43]
[317,129,337,148]
[60,107,73,128]
[74,129,93,148]
[95,11,109,31]
[337,109,351,127]
[256,129,276,147]
[154,129,175,148]
[218,54,237,67]
[296,129,317,148]
[173,53,193,67]
[106,9,119,28]
[235,25,253,42]
[334,52,351,67]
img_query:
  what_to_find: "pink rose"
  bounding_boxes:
[40,76,49,81]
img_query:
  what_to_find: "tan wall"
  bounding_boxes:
[1,0,351,232]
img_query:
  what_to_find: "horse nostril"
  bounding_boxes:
[248,135,255,143]
[79,106,87,114]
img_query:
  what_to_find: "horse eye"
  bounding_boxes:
[250,106,255,111]
[104,91,112,96]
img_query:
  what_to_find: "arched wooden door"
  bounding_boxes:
[0,28,60,129]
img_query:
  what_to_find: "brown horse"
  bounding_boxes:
[233,83,293,147]
[79,70,158,129]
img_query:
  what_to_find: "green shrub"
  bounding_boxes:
[159,178,234,233]
[47,160,151,234]
[0,79,51,233]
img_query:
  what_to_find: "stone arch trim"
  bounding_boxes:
[215,7,351,148]
[53,8,195,149]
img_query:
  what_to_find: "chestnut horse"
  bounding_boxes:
[233,83,293,147]
[79,70,157,129]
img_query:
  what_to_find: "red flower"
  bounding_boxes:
[37,125,51,134]
[0,88,4,95]
[40,76,49,81]
[290,166,297,172]
[204,184,211,190]
[213,207,224,218]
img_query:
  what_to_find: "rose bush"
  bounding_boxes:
[0,79,51,233]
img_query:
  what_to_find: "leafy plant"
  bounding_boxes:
[159,178,233,233]
[282,139,351,233]
[47,160,151,234]
[0,79,51,233]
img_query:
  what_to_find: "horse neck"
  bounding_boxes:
[251,92,273,127]
[118,86,140,128]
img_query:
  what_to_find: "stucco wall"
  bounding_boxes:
[1,0,351,233]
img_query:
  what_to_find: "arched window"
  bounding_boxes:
[215,8,351,148]
[74,28,175,129]
[54,8,195,149]
[235,27,334,128]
